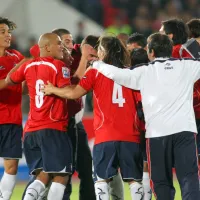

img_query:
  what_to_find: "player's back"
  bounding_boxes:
[23,57,70,132]
[80,68,140,145]
[0,49,24,125]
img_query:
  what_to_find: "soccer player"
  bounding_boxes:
[130,48,152,200]
[0,17,25,200]
[1,33,73,200]
[85,33,200,200]
[185,19,200,165]
[42,36,144,200]
[159,18,190,58]
[27,32,98,200]
[127,33,147,51]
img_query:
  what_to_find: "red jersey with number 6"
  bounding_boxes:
[79,68,140,145]
[0,49,24,125]
[10,57,70,133]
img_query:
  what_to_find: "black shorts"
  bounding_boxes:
[0,124,22,159]
[24,129,73,175]
[93,141,143,182]
[196,119,200,155]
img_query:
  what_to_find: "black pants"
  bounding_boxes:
[146,131,200,200]
[64,120,95,200]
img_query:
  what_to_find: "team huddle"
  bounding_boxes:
[0,16,200,200]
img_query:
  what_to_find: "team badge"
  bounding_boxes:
[62,67,70,78]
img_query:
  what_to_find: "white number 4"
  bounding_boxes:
[35,79,44,108]
[112,83,125,107]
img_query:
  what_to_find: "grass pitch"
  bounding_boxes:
[11,179,181,200]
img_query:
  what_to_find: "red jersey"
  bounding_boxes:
[30,44,82,117]
[79,68,140,145]
[10,57,70,133]
[172,45,200,118]
[0,49,24,125]
[172,44,191,58]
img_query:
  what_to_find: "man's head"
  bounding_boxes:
[130,48,149,66]
[0,17,16,49]
[52,28,73,53]
[159,19,188,45]
[186,19,200,39]
[127,33,147,51]
[147,33,173,61]
[98,36,130,68]
[38,33,63,59]
[81,35,99,60]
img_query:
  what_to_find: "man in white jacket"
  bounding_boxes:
[91,33,200,200]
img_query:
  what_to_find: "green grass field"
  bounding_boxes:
[11,179,181,200]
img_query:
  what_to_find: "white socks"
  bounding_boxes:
[129,182,144,200]
[95,182,109,200]
[37,187,49,200]
[109,173,124,200]
[0,172,16,200]
[23,180,45,200]
[143,172,152,200]
[47,182,66,200]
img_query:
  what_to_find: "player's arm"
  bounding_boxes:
[42,82,87,99]
[92,61,143,90]
[0,58,29,90]
[73,44,98,80]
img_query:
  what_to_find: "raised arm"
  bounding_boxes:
[42,81,87,100]
[92,61,143,90]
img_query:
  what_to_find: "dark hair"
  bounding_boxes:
[81,35,99,50]
[52,28,71,38]
[99,36,131,68]
[148,33,173,58]
[161,19,188,45]
[0,17,16,30]
[187,19,200,38]
[130,48,149,66]
[127,33,147,48]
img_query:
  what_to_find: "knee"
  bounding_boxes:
[4,160,18,175]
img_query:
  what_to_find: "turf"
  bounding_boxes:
[11,180,181,200]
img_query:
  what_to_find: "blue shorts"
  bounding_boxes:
[24,129,73,175]
[0,124,22,159]
[93,141,143,182]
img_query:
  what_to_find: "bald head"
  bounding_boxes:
[38,33,63,59]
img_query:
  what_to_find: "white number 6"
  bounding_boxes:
[112,82,125,107]
[35,79,44,108]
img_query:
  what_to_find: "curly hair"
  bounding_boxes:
[0,17,16,30]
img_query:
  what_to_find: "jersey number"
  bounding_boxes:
[112,83,125,107]
[35,79,44,108]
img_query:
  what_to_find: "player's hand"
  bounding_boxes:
[41,81,55,96]
[81,44,98,61]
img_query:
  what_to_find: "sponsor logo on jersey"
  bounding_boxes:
[0,66,5,70]
[62,67,70,78]
[164,63,173,70]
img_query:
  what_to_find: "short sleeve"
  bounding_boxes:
[10,63,26,83]
[11,49,25,62]
[30,45,40,58]
[79,69,96,91]
[56,63,71,88]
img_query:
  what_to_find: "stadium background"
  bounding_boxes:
[1,0,200,199]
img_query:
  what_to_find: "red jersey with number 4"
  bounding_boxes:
[79,68,140,145]
[0,49,24,125]
[10,57,70,133]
